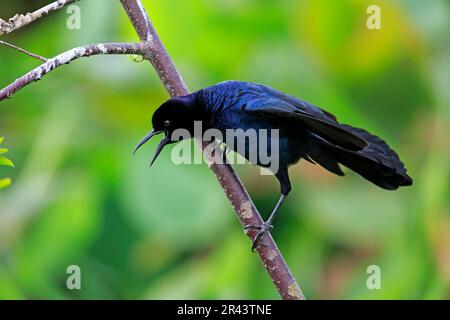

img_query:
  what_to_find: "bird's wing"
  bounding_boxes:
[243,97,368,151]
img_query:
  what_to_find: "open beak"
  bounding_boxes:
[133,129,162,155]
[149,134,170,167]
[133,129,171,167]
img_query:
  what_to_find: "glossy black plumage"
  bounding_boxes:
[134,81,413,249]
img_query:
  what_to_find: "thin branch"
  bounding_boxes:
[0,0,80,36]
[120,0,305,300]
[0,42,145,101]
[0,40,48,62]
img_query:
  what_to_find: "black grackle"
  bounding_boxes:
[134,81,413,250]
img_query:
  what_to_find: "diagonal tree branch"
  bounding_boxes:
[0,42,145,101]
[0,0,305,299]
[120,0,304,300]
[0,0,80,36]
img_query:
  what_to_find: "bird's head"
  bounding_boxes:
[133,94,198,166]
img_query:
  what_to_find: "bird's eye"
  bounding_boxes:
[164,120,171,127]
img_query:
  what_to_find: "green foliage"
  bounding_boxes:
[0,137,14,189]
[0,0,448,299]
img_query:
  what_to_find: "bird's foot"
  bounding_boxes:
[244,222,273,252]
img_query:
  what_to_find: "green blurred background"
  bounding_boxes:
[0,0,449,299]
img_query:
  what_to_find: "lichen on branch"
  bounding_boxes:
[0,0,80,36]
[0,42,146,101]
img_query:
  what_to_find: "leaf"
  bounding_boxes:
[0,156,14,167]
[0,137,14,189]
[0,178,12,189]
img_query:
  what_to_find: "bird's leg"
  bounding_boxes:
[245,168,291,251]
[245,194,287,251]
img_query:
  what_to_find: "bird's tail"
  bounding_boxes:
[307,124,413,190]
